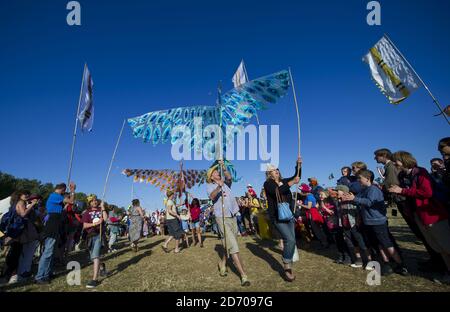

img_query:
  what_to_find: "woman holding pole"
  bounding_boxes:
[264,158,302,282]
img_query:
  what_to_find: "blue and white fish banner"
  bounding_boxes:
[78,65,94,132]
[127,69,290,160]
[232,60,248,88]
[363,36,421,104]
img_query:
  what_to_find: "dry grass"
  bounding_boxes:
[2,214,450,292]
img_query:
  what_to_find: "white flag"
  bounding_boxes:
[232,60,248,88]
[363,36,421,104]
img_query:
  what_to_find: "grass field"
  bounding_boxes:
[2,213,450,292]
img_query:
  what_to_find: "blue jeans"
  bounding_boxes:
[236,214,246,234]
[89,234,102,260]
[273,219,296,264]
[35,237,56,281]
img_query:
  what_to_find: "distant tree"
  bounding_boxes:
[75,192,88,204]
[39,183,54,201]
[0,171,122,212]
[0,172,17,199]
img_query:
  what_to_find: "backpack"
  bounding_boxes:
[0,202,26,239]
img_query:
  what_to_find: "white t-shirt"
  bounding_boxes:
[165,199,176,220]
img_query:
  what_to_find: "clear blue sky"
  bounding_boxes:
[1,0,449,211]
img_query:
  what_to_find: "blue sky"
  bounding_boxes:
[1,0,449,211]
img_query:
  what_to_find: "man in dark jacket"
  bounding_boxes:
[374,148,403,203]
[438,137,450,200]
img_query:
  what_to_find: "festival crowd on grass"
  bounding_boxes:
[0,137,449,288]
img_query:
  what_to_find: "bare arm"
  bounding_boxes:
[65,182,77,205]
[137,206,145,218]
[16,200,35,218]
[168,203,179,219]
[101,202,109,221]
[300,201,313,210]
[208,183,223,202]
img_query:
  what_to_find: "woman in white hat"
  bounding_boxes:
[263,157,302,282]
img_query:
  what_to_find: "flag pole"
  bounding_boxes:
[288,67,302,213]
[217,82,229,260]
[99,119,126,246]
[67,63,87,185]
[131,180,134,202]
[101,119,127,201]
[288,67,302,160]
[384,34,450,125]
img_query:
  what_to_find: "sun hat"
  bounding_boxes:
[87,194,97,204]
[265,164,278,172]
[206,164,219,183]
[335,185,350,193]
[299,183,311,193]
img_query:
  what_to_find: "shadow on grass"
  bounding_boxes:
[138,239,165,251]
[107,250,153,278]
[213,244,241,278]
[0,237,164,291]
[245,242,285,280]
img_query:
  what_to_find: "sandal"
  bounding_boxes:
[218,263,227,277]
[241,275,251,287]
[284,269,296,282]
[161,245,169,253]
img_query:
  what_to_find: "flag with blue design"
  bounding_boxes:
[127,70,289,154]
[78,65,94,132]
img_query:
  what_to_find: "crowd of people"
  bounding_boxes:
[264,138,450,284]
[0,185,221,288]
[1,137,449,288]
[204,137,450,285]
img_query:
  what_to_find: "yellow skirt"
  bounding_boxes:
[257,211,271,240]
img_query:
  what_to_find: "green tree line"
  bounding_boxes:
[0,171,126,215]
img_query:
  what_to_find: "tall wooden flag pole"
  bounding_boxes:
[67,63,87,185]
[217,82,229,259]
[384,34,450,126]
[288,67,302,161]
[289,67,302,213]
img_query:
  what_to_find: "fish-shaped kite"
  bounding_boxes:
[127,70,290,159]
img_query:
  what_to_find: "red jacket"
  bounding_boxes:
[401,167,448,226]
